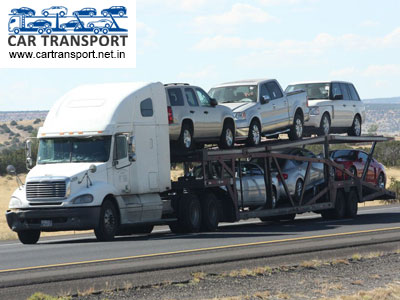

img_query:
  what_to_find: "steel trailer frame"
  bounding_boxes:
[170,135,396,222]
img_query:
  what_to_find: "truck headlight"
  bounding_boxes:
[309,107,320,115]
[9,196,22,208]
[234,112,247,120]
[72,194,94,204]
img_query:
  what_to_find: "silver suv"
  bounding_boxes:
[165,83,236,150]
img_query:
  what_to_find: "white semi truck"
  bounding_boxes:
[5,82,395,244]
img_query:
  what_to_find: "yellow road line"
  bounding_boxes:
[1,226,400,274]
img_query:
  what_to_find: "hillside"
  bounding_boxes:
[0,119,44,150]
[364,96,400,104]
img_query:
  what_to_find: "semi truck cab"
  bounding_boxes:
[6,82,171,244]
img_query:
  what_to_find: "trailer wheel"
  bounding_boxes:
[345,190,358,218]
[13,28,20,34]
[45,28,52,35]
[37,28,44,34]
[102,28,109,34]
[200,193,219,232]
[94,199,119,241]
[321,189,346,219]
[169,193,202,233]
[93,28,100,35]
[18,230,40,245]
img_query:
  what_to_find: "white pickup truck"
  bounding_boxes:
[209,79,309,146]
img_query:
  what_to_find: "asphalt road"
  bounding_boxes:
[0,204,400,296]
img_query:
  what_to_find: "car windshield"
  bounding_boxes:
[38,136,112,164]
[209,85,258,103]
[286,83,330,100]
[331,150,357,161]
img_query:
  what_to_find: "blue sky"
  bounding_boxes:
[1,0,400,110]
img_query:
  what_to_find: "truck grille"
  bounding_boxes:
[26,181,66,199]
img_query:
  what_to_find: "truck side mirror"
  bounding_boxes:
[128,135,136,162]
[6,165,16,175]
[25,139,33,169]
[260,95,270,105]
[210,98,218,107]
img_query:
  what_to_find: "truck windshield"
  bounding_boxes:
[37,136,112,164]
[209,85,258,103]
[286,83,330,100]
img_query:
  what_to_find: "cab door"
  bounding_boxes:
[259,83,278,132]
[184,88,204,138]
[330,82,347,127]
[113,133,131,194]
[266,81,289,129]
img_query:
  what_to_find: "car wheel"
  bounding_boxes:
[348,115,362,137]
[294,179,304,203]
[28,12,33,17]
[43,11,49,17]
[105,23,111,28]
[45,23,50,28]
[90,12,94,17]
[200,193,219,232]
[12,9,17,15]
[345,190,358,218]
[28,23,33,28]
[178,122,193,151]
[94,200,119,241]
[89,23,94,28]
[219,121,235,149]
[119,11,125,17]
[377,173,386,189]
[60,11,65,17]
[103,11,108,16]
[319,113,331,136]
[289,112,303,140]
[169,194,202,233]
[18,230,40,245]
[247,119,261,147]
[61,25,65,29]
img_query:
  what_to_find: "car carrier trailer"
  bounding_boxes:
[5,82,396,244]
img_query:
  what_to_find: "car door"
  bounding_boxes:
[259,83,277,132]
[347,83,363,122]
[339,83,354,127]
[266,81,289,130]
[236,164,251,206]
[330,82,347,127]
[248,164,267,204]
[195,87,221,138]
[301,149,324,184]
[184,88,204,138]
[357,151,374,183]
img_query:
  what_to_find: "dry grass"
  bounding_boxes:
[300,259,324,269]
[322,283,400,300]
[0,119,43,145]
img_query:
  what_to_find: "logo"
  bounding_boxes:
[1,0,136,68]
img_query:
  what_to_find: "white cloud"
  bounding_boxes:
[362,64,400,77]
[330,67,358,77]
[194,3,276,33]
[178,66,218,81]
[137,0,225,12]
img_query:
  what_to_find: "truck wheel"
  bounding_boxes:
[319,113,331,136]
[169,193,202,233]
[94,200,119,241]
[321,189,346,219]
[289,112,303,140]
[348,115,361,136]
[247,120,261,146]
[294,179,304,203]
[219,122,235,149]
[345,190,358,218]
[178,123,193,151]
[18,230,40,245]
[200,193,219,232]
[13,28,20,34]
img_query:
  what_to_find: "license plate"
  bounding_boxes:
[41,220,53,227]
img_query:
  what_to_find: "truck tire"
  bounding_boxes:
[345,190,358,218]
[178,122,193,151]
[289,112,303,140]
[200,193,219,232]
[319,113,331,136]
[321,189,346,220]
[169,193,202,233]
[219,121,235,149]
[18,230,40,245]
[94,200,119,241]
[247,120,261,146]
[348,115,362,136]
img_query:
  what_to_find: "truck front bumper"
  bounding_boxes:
[6,207,101,232]
[235,120,250,141]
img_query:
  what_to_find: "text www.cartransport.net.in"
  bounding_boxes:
[9,50,125,60]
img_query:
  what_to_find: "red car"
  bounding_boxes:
[330,149,386,188]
